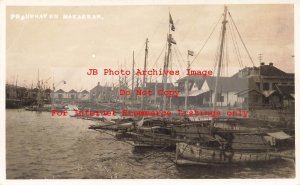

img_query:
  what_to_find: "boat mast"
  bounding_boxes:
[52,72,54,110]
[37,69,42,107]
[184,53,191,110]
[118,71,121,102]
[163,35,172,110]
[141,38,149,109]
[154,81,157,107]
[124,61,128,92]
[212,6,228,124]
[15,75,18,99]
[131,50,135,101]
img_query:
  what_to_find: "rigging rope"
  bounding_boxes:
[190,14,223,66]
[149,41,168,70]
[173,46,186,79]
[174,45,188,69]
[228,20,243,69]
[228,11,255,67]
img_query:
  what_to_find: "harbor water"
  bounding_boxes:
[6,109,295,179]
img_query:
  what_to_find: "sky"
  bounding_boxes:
[6,4,294,91]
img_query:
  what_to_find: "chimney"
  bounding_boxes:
[269,62,273,66]
[260,62,265,66]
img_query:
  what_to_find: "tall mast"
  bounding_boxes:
[118,63,121,102]
[141,38,149,109]
[163,36,171,109]
[124,61,128,90]
[212,6,228,124]
[131,50,135,101]
[184,53,191,110]
[163,35,175,110]
[15,75,18,99]
[154,81,157,107]
[52,72,54,110]
[37,69,42,107]
[162,12,176,110]
[163,33,172,110]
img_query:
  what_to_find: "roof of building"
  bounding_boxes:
[145,82,175,90]
[56,89,65,93]
[81,90,89,93]
[90,84,112,92]
[259,64,293,77]
[44,88,52,93]
[231,67,259,78]
[231,64,294,78]
[189,79,205,91]
[235,89,262,97]
[68,89,77,93]
[276,84,294,96]
[177,75,249,92]
[204,76,248,92]
[176,76,206,83]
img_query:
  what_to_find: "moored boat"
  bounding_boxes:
[174,5,295,166]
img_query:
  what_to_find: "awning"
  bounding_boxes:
[179,89,208,97]
[235,89,261,97]
[262,90,276,97]
[267,131,292,140]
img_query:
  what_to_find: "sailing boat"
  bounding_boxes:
[175,6,293,165]
[124,12,187,148]
[25,70,52,111]
[126,12,219,148]
[6,79,22,109]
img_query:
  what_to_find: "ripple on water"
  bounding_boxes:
[6,109,295,179]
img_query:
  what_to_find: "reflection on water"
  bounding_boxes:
[6,109,295,179]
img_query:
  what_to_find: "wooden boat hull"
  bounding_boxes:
[126,132,176,148]
[176,142,281,164]
[6,99,22,109]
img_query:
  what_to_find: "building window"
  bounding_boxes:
[256,82,260,90]
[272,83,278,90]
[217,93,224,102]
[253,95,259,103]
[263,83,269,90]
[263,97,269,104]
[58,94,63,99]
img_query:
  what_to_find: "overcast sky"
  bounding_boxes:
[6,4,294,91]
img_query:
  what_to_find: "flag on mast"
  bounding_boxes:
[168,34,177,44]
[169,13,175,31]
[188,50,194,56]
